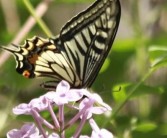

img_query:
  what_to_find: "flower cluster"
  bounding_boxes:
[7,81,113,138]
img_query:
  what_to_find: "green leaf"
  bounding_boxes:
[112,38,136,52]
[129,84,164,97]
[149,45,167,68]
[100,57,110,73]
[135,122,157,132]
[112,83,164,102]
[159,124,167,135]
[112,83,128,102]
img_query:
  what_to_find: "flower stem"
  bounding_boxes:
[73,112,88,138]
[48,102,60,129]
[23,0,53,37]
[65,102,91,130]
[59,105,65,138]
[31,109,48,138]
[111,68,155,120]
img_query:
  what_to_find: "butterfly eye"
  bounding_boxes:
[22,70,31,78]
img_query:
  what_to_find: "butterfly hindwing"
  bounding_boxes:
[26,37,78,85]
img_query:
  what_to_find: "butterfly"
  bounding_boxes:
[1,0,121,89]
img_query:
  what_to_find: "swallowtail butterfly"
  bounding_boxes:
[2,0,121,89]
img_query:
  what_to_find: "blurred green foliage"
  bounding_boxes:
[1,0,167,138]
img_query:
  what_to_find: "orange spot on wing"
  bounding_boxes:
[28,54,39,64]
[23,70,30,78]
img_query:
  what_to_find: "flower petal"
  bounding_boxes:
[13,103,31,115]
[89,119,113,138]
[48,133,60,138]
[90,107,109,114]
[67,89,85,102]
[7,123,42,138]
[56,80,70,94]
[29,97,48,111]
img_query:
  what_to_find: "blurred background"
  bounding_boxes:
[0,0,167,137]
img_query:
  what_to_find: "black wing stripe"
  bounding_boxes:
[36,60,49,67]
[85,0,121,86]
[74,33,87,53]
[81,28,91,44]
[88,25,96,36]
[60,0,112,40]
[46,51,75,82]
[77,33,88,55]
[37,50,75,83]
[38,56,48,63]
[64,39,85,80]
[85,50,99,82]
[64,40,77,70]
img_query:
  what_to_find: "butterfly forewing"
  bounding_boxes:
[58,0,121,87]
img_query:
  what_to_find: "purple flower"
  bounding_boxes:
[79,93,112,119]
[9,80,113,138]
[13,97,49,115]
[48,133,60,138]
[13,96,56,136]
[72,92,112,138]
[12,81,90,115]
[89,119,113,138]
[79,119,114,138]
[49,80,84,105]
[7,123,42,138]
[13,103,32,115]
